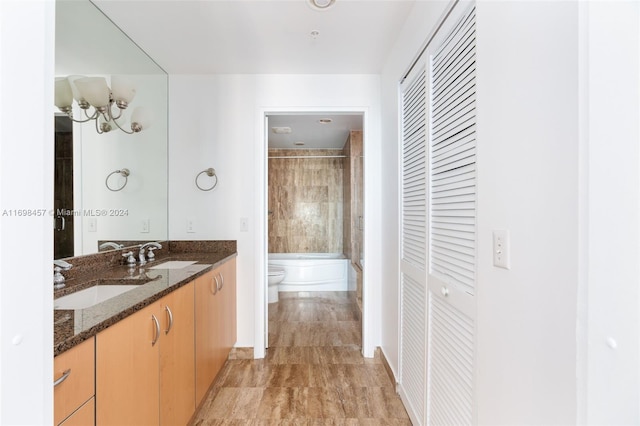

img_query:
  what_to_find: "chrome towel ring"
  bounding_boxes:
[195,168,218,191]
[106,168,130,192]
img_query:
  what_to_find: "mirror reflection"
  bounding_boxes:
[54,0,168,259]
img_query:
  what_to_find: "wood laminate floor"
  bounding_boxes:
[192,291,411,425]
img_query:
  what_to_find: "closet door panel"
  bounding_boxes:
[426,3,477,425]
[399,64,428,424]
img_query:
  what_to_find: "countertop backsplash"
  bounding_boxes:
[55,240,236,290]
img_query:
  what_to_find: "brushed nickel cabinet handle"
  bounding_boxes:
[53,369,71,387]
[213,276,220,295]
[164,305,173,335]
[151,314,160,346]
[218,272,224,291]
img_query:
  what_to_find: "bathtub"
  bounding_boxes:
[268,253,348,292]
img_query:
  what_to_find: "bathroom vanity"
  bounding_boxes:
[53,241,237,426]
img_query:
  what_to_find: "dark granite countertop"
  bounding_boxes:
[54,244,236,357]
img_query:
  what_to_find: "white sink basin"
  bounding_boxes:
[149,261,197,269]
[54,285,139,310]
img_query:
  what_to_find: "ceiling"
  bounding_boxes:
[267,113,363,149]
[90,0,414,148]
[91,0,416,75]
[56,0,165,75]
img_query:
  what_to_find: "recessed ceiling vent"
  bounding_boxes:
[308,0,336,11]
[272,126,292,134]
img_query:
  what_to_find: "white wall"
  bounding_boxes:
[0,1,54,423]
[168,74,381,350]
[474,2,580,423]
[581,1,640,423]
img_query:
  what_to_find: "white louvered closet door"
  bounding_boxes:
[399,2,477,425]
[399,64,428,424]
[426,3,477,425]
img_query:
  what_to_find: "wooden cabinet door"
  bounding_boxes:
[195,270,218,404]
[159,282,195,426]
[221,258,237,352]
[54,337,95,425]
[59,398,94,426]
[194,259,238,405]
[211,267,227,380]
[96,301,161,426]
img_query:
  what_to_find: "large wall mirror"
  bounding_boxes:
[54,0,168,259]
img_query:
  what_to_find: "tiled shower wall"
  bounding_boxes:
[343,131,364,312]
[342,131,363,267]
[268,149,344,253]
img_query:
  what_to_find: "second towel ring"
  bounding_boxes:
[195,168,218,191]
[106,168,130,192]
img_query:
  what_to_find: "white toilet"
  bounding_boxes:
[267,265,285,303]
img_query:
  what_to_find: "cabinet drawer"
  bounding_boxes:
[59,397,95,426]
[54,337,95,425]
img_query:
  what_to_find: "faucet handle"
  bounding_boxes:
[54,259,73,270]
[53,266,67,289]
[122,251,136,265]
[147,247,157,260]
[138,247,147,265]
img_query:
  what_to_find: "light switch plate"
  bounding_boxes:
[88,217,97,233]
[186,217,195,233]
[493,230,510,269]
[240,217,248,232]
[141,218,150,233]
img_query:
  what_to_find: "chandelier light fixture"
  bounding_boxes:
[54,75,152,134]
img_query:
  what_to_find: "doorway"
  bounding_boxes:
[263,111,365,352]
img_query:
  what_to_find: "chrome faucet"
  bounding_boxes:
[99,241,124,251]
[138,242,162,265]
[53,259,73,289]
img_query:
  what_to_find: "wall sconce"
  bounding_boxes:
[54,75,152,134]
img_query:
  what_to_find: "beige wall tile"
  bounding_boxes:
[268,149,345,254]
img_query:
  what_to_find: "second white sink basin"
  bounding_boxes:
[149,261,197,269]
[54,285,139,310]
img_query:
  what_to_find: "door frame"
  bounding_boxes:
[254,106,374,358]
